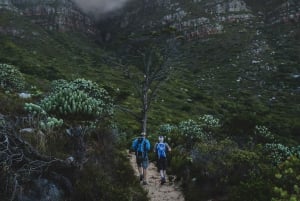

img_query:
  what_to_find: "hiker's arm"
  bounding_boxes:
[146,140,151,151]
[166,143,171,152]
[153,143,157,152]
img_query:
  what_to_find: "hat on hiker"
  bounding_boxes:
[140,132,146,136]
[158,136,164,142]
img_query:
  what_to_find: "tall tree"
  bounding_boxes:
[132,47,173,132]
[115,41,178,133]
[106,25,181,133]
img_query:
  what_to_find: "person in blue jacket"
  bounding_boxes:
[132,131,151,185]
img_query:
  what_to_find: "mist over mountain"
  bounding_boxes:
[72,0,131,18]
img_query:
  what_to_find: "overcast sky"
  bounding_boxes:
[72,0,130,17]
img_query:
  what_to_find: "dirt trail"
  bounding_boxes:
[129,153,185,201]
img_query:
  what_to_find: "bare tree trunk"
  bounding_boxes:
[141,102,148,133]
[141,75,149,133]
[112,41,178,133]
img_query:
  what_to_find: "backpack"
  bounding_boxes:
[135,138,147,160]
[156,142,167,159]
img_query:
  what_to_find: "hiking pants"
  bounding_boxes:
[157,157,167,171]
[136,156,149,169]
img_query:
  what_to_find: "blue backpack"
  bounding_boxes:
[135,138,147,159]
[156,142,167,159]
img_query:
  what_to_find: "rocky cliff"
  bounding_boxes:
[99,0,300,41]
[265,0,300,24]
[0,0,96,33]
[2,0,298,38]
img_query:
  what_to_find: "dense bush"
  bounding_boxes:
[157,114,300,201]
[24,103,63,132]
[40,78,114,121]
[23,78,115,155]
[254,125,275,143]
[158,115,221,150]
[0,63,25,92]
[262,143,300,166]
[272,155,300,201]
[229,176,274,201]
[73,129,148,201]
[21,79,145,201]
[157,123,177,136]
[175,137,270,201]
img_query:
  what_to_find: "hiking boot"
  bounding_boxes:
[142,181,148,185]
[139,175,143,181]
[160,177,166,185]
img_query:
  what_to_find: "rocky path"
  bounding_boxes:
[129,153,185,201]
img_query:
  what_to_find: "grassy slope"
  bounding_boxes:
[0,8,299,141]
[0,11,115,85]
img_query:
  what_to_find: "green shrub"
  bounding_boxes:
[24,102,63,132]
[40,78,114,121]
[263,143,293,165]
[24,102,64,152]
[179,139,262,200]
[178,119,205,149]
[0,63,25,92]
[272,155,300,201]
[229,176,273,201]
[170,149,190,177]
[254,125,275,143]
[191,139,259,180]
[157,123,177,135]
[197,114,221,128]
[73,146,148,201]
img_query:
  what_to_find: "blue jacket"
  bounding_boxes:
[132,137,151,154]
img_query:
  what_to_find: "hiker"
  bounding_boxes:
[132,131,151,185]
[154,136,171,185]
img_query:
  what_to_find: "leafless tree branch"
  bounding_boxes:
[0,115,75,200]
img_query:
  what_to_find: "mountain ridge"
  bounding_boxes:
[1,0,97,33]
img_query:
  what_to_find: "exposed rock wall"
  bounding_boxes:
[101,0,299,41]
[0,0,96,33]
[0,0,16,10]
[159,0,254,40]
[2,0,299,37]
[266,0,300,24]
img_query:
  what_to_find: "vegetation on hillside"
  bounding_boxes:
[0,1,299,200]
[0,72,148,201]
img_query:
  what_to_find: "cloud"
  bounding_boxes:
[72,0,130,17]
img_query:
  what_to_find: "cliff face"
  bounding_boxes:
[265,0,300,24]
[158,0,255,40]
[0,0,16,10]
[0,0,96,33]
[1,0,298,37]
[99,0,300,40]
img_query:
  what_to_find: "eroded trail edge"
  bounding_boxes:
[129,153,185,201]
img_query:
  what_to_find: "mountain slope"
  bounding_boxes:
[0,1,300,201]
[98,0,300,139]
[0,0,299,139]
